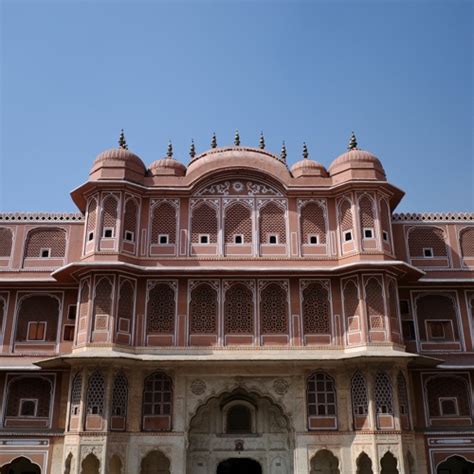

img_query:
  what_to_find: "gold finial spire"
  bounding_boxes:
[348,131,358,150]
[118,129,128,149]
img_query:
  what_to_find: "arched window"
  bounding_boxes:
[24,228,66,259]
[142,372,172,431]
[300,201,327,246]
[307,372,337,417]
[86,371,105,416]
[5,376,52,420]
[259,201,287,244]
[397,372,410,427]
[387,280,400,339]
[189,282,218,334]
[191,202,218,244]
[351,371,368,418]
[460,228,474,260]
[111,372,128,432]
[426,375,470,418]
[343,279,361,337]
[379,199,392,245]
[92,277,113,335]
[15,294,60,342]
[140,450,170,474]
[86,198,98,243]
[359,195,376,239]
[116,279,135,336]
[100,195,119,238]
[338,198,354,243]
[408,226,447,258]
[365,278,386,331]
[151,201,177,244]
[226,404,252,433]
[123,197,138,243]
[224,202,252,244]
[224,282,254,335]
[146,282,176,334]
[70,372,82,418]
[375,372,393,416]
[259,282,288,334]
[302,281,331,335]
[0,227,13,257]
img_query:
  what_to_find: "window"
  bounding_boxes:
[88,231,94,241]
[234,234,244,244]
[399,300,410,315]
[158,234,169,245]
[308,234,319,245]
[19,399,37,417]
[40,248,51,258]
[142,372,172,416]
[67,305,77,321]
[307,372,337,417]
[439,397,458,416]
[86,371,105,416]
[268,234,278,244]
[423,247,434,258]
[124,230,134,242]
[428,320,450,340]
[383,231,389,242]
[103,228,114,238]
[344,231,352,242]
[199,234,209,244]
[226,404,252,433]
[27,321,46,341]
[63,325,75,341]
[402,320,416,341]
[363,228,374,239]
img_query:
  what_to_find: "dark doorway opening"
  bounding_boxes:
[0,457,41,474]
[217,458,262,474]
[437,456,474,474]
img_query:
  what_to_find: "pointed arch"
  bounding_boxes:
[81,453,100,474]
[310,449,340,474]
[351,371,369,429]
[259,200,287,244]
[100,194,119,238]
[123,196,139,243]
[356,452,374,474]
[140,450,170,474]
[380,451,399,474]
[0,227,13,257]
[259,281,289,335]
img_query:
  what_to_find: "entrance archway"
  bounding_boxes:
[0,457,41,474]
[310,449,340,474]
[140,450,170,474]
[437,456,474,474]
[380,452,399,474]
[217,458,262,474]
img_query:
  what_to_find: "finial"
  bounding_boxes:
[167,140,173,158]
[211,132,217,149]
[348,131,358,150]
[189,139,196,159]
[280,141,287,162]
[234,130,240,146]
[302,142,309,159]
[118,129,128,150]
[259,132,265,149]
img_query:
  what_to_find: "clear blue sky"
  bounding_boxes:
[1,0,472,212]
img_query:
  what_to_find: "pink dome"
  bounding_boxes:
[328,149,385,175]
[291,159,328,178]
[149,158,187,177]
[91,148,146,174]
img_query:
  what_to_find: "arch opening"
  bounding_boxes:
[0,457,41,474]
[217,458,262,474]
[437,455,474,474]
[310,449,340,474]
[380,452,399,474]
[140,450,170,474]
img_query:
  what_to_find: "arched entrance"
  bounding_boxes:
[187,388,292,473]
[217,458,262,474]
[437,456,474,474]
[380,452,399,474]
[310,449,340,474]
[140,450,170,474]
[0,457,41,474]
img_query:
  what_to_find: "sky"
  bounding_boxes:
[0,0,472,213]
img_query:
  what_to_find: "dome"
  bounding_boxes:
[148,157,187,177]
[92,148,146,172]
[328,149,385,174]
[89,147,146,183]
[291,159,328,178]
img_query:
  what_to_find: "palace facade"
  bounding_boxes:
[0,132,473,474]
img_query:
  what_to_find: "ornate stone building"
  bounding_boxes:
[0,132,473,473]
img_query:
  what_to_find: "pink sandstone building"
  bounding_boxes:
[0,131,473,474]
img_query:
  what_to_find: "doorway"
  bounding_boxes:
[0,457,41,474]
[437,456,474,474]
[217,458,262,474]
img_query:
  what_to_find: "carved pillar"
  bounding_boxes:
[391,367,401,431]
[335,369,351,431]
[366,367,376,431]
[128,368,143,432]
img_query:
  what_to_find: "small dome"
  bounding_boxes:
[149,158,187,177]
[92,148,146,173]
[89,147,146,183]
[291,159,328,178]
[328,149,385,177]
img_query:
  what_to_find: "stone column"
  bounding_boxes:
[390,367,401,431]
[128,367,143,432]
[366,367,376,431]
[335,369,351,431]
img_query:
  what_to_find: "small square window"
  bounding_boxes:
[308,235,319,245]
[19,399,37,417]
[429,321,447,339]
[402,320,416,341]
[268,234,278,244]
[234,234,244,244]
[199,234,210,244]
[363,228,374,239]
[423,248,434,258]
[124,230,134,242]
[40,248,51,258]
[88,232,94,241]
[67,305,77,321]
[63,325,75,341]
[383,231,389,242]
[103,228,114,238]
[344,231,353,242]
[440,397,458,416]
[27,321,46,341]
[399,300,410,315]
[159,234,169,245]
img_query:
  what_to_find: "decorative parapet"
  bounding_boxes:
[392,212,474,223]
[0,212,84,222]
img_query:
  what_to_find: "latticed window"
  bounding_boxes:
[387,280,400,334]
[359,196,375,237]
[143,372,172,416]
[260,282,288,334]
[343,280,360,332]
[189,282,218,334]
[93,278,113,331]
[426,376,470,417]
[191,202,218,243]
[0,227,13,257]
[151,202,177,244]
[224,283,254,334]
[101,195,119,237]
[415,294,458,340]
[300,202,327,245]
[259,201,287,244]
[16,294,59,342]
[351,371,368,416]
[227,405,252,433]
[24,228,66,258]
[380,199,391,242]
[365,278,385,330]
[460,228,474,258]
[339,199,353,233]
[224,202,252,244]
[117,279,134,333]
[408,226,447,257]
[78,280,90,333]
[302,282,330,334]
[112,373,128,417]
[86,371,105,415]
[86,198,97,239]
[6,376,51,418]
[123,198,138,241]
[375,372,393,414]
[307,372,336,416]
[146,283,176,334]
[70,372,82,417]
[397,372,409,416]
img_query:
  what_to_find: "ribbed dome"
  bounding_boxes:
[92,148,146,173]
[328,149,385,175]
[291,159,328,178]
[149,158,187,177]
